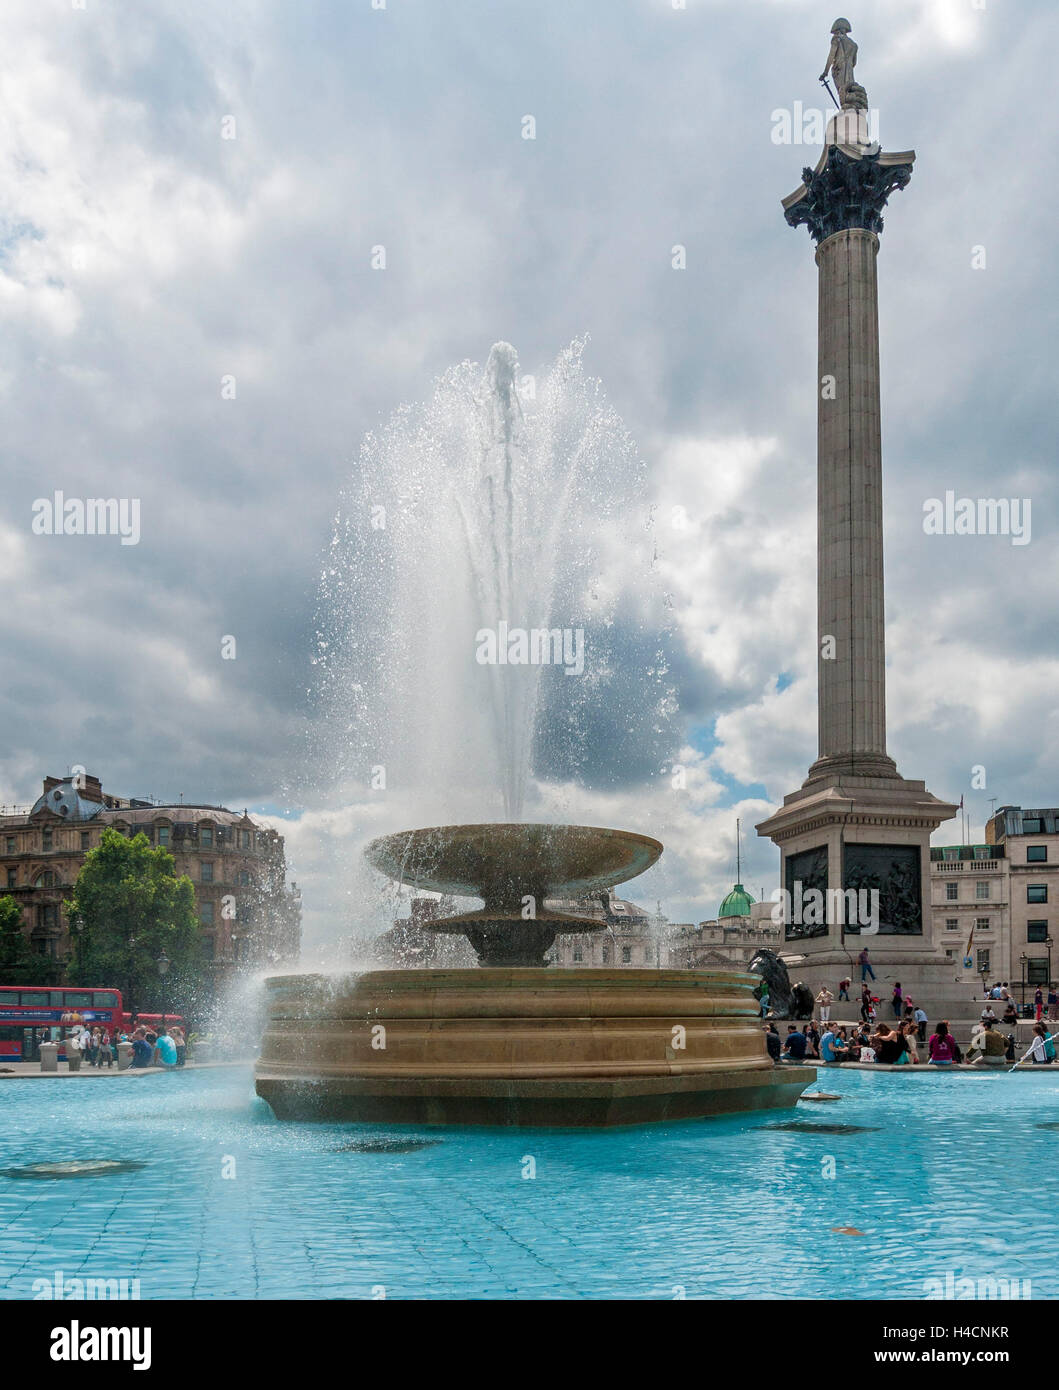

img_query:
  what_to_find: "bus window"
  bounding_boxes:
[20,991,49,1006]
[63,992,93,1007]
[49,990,65,1005]
[94,991,120,1007]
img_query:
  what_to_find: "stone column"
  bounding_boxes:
[758,132,959,1006]
[810,226,896,783]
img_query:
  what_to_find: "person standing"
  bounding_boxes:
[891,982,903,1018]
[816,986,833,1024]
[858,946,875,982]
[759,988,770,1019]
[860,984,872,1022]
[1035,986,1044,1022]
[764,1024,781,1061]
[913,1003,928,1044]
[1049,985,1059,1023]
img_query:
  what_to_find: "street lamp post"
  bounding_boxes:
[1019,954,1028,1014]
[156,950,170,1029]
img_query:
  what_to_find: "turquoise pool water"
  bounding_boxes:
[1,1066,1055,1300]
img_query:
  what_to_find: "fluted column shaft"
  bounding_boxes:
[809,227,896,782]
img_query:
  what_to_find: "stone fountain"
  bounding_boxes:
[254,340,813,1126]
[255,821,814,1126]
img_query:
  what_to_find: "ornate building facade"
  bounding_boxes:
[0,772,301,979]
[666,884,782,969]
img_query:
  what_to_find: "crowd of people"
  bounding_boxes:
[764,1017,968,1066]
[62,1021,187,1070]
[763,979,1058,1069]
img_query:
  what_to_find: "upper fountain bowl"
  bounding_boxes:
[364,823,662,902]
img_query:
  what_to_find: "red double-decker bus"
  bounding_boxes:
[0,986,186,1061]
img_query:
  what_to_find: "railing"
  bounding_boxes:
[934,860,1003,873]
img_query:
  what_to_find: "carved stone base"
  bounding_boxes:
[255,968,815,1127]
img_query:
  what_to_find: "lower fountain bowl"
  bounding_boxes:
[255,968,815,1127]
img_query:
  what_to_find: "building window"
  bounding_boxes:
[199,901,214,925]
[6,870,15,888]
[239,829,251,850]
[237,870,250,887]
[622,947,632,964]
[200,826,214,847]
[42,830,52,851]
[201,935,215,960]
[1023,817,1044,834]
[945,917,959,930]
[34,872,56,888]
[601,946,609,964]
[5,837,15,854]
[945,882,958,901]
[943,848,959,862]
[975,881,990,900]
[975,917,990,933]
[1028,885,1048,904]
[572,946,583,962]
[80,832,90,850]
[157,825,170,845]
[973,846,990,860]
[976,948,990,975]
[1027,845,1048,863]
[201,862,214,883]
[1028,921,1049,943]
[41,904,57,929]
[1027,959,1049,985]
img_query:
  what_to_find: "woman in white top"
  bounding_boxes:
[1027,1024,1052,1064]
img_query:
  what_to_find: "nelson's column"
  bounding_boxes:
[757,19,960,1005]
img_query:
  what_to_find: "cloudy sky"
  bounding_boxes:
[1,0,1056,953]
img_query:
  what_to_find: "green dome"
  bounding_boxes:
[718,883,755,919]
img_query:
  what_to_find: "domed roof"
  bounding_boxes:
[718,883,755,919]
[29,781,104,821]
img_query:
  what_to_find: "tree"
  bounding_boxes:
[65,829,204,1016]
[0,895,63,986]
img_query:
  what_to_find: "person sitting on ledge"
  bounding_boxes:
[972,1019,1008,1066]
[764,1024,781,1062]
[873,1026,904,1065]
[130,1027,153,1068]
[928,1020,958,1065]
[1027,1022,1056,1065]
[1002,1001,1019,1026]
[819,1026,848,1064]
[980,1003,998,1026]
[899,1021,920,1063]
[781,1025,807,1061]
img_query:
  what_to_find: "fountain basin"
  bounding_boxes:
[255,968,815,1127]
[364,822,664,966]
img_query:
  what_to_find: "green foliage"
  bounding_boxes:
[65,828,204,1013]
[0,895,63,985]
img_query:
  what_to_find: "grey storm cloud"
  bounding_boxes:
[1,0,1056,940]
